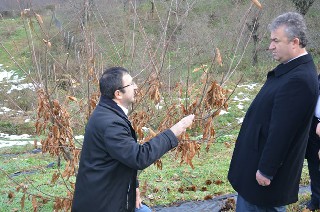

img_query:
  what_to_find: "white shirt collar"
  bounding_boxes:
[285,52,308,64]
[117,104,128,115]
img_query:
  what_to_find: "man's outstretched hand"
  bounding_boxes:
[170,114,195,137]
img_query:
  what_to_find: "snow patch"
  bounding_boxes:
[219,110,229,115]
[237,83,258,90]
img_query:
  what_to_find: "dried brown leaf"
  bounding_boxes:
[204,195,213,200]
[205,180,212,185]
[214,180,224,185]
[20,194,25,211]
[193,64,207,73]
[35,13,43,24]
[8,191,14,200]
[51,172,60,184]
[215,48,222,66]
[186,185,197,191]
[32,196,38,212]
[67,96,78,102]
[178,187,184,193]
[252,0,262,9]
[224,142,231,148]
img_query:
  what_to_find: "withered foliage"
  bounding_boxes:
[220,198,236,211]
[53,193,73,211]
[175,139,201,169]
[201,187,208,191]
[87,91,100,119]
[148,72,162,105]
[205,180,212,185]
[35,89,80,179]
[30,89,78,210]
[186,185,197,192]
[130,66,230,169]
[204,194,213,200]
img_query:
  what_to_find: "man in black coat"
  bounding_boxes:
[305,76,320,211]
[72,67,194,212]
[228,12,319,211]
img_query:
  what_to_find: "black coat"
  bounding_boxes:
[72,98,178,212]
[306,75,320,163]
[306,116,320,163]
[228,54,318,207]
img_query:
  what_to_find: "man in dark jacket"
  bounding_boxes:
[228,12,319,211]
[72,67,194,212]
[305,76,320,211]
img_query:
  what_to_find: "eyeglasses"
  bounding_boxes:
[118,81,136,90]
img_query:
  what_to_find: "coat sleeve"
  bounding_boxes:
[258,75,316,177]
[103,120,178,170]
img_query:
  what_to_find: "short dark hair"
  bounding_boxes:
[99,67,129,99]
[269,12,308,48]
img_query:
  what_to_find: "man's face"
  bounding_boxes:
[269,25,295,63]
[119,74,138,108]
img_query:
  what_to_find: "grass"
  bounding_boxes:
[138,141,235,206]
[0,144,75,211]
[0,18,30,69]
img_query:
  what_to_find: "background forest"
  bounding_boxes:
[0,0,319,211]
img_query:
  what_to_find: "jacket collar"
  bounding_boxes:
[98,96,137,140]
[98,96,128,119]
[267,53,313,78]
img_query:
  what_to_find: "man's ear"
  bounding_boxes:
[114,90,123,100]
[292,37,300,47]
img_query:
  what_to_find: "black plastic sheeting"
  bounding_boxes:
[152,193,237,212]
[152,186,311,212]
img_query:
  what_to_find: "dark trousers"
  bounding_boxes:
[306,116,320,208]
[236,195,286,212]
[307,159,320,207]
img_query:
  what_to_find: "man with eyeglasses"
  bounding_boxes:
[72,66,194,212]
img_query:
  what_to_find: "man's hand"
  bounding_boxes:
[316,122,320,137]
[256,170,271,187]
[170,114,195,137]
[135,188,142,209]
[318,149,320,160]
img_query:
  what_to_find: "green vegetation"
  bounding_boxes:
[0,18,29,69]
[0,0,319,211]
[0,144,73,211]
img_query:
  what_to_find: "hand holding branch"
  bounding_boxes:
[170,114,195,137]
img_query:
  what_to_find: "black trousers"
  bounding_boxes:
[307,159,320,207]
[306,116,320,207]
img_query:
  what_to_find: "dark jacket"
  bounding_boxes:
[306,116,320,163]
[306,75,320,163]
[72,97,178,212]
[228,54,318,207]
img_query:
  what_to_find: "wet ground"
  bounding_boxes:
[152,186,311,212]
